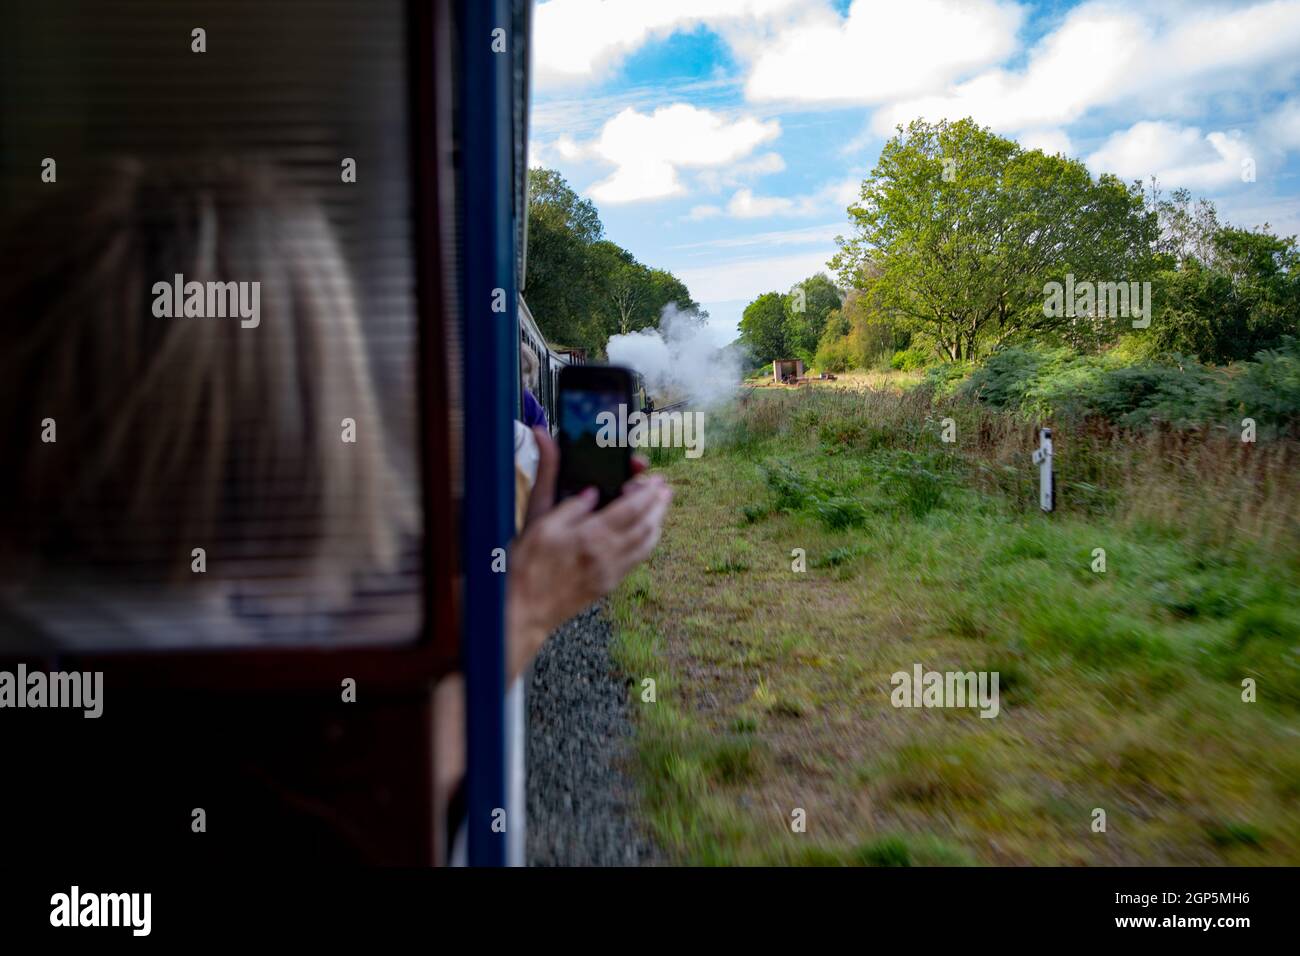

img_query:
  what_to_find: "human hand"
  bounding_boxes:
[506,427,671,677]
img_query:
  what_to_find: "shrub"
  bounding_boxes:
[818,418,863,448]
[760,458,870,528]
[868,450,955,518]
[813,545,867,568]
[761,460,812,512]
[1229,341,1300,435]
[922,361,974,396]
[814,496,869,530]
[891,346,936,371]
[854,837,911,867]
[958,343,1300,432]
[958,346,1056,409]
[814,335,854,373]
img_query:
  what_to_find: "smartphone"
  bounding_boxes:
[555,364,635,507]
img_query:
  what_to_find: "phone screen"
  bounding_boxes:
[556,374,633,506]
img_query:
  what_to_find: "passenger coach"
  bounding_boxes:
[0,0,545,866]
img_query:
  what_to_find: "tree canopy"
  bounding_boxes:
[524,168,701,355]
[1148,226,1300,363]
[737,273,844,365]
[783,272,843,362]
[829,117,1157,361]
[739,291,789,363]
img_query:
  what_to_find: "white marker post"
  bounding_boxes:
[1031,427,1054,512]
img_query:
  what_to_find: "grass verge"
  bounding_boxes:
[610,378,1300,865]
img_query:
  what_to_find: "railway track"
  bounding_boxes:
[651,399,689,414]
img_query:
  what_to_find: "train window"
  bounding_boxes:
[0,1,427,650]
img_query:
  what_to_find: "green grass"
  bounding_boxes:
[609,382,1300,865]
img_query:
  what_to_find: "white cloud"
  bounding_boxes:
[529,134,585,170]
[728,188,798,218]
[1215,192,1300,241]
[1265,96,1300,150]
[533,0,1300,162]
[1019,128,1074,157]
[869,1,1300,137]
[686,204,723,221]
[826,177,860,208]
[744,0,1025,105]
[532,0,806,89]
[531,76,744,143]
[676,249,836,302]
[1087,121,1256,189]
[554,135,585,161]
[696,152,787,192]
[563,103,781,203]
[722,178,859,219]
[671,222,843,250]
[870,7,1148,135]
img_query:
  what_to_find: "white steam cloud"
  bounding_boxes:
[606,305,740,407]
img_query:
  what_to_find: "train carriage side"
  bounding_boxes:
[0,0,540,868]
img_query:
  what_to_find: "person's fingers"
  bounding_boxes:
[540,484,599,528]
[612,485,672,554]
[589,486,670,585]
[624,514,666,566]
[525,426,559,526]
[605,511,666,582]
[587,474,665,532]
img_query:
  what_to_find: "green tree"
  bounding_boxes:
[783,272,842,363]
[813,312,854,372]
[525,168,701,354]
[831,118,1157,361]
[587,241,701,340]
[588,240,645,336]
[1149,227,1300,363]
[740,291,790,364]
[813,279,911,372]
[647,268,702,324]
[1149,183,1222,267]
[529,167,602,242]
[525,168,604,348]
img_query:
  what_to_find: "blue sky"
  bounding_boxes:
[528,0,1300,348]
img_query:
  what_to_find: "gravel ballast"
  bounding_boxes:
[526,602,658,866]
